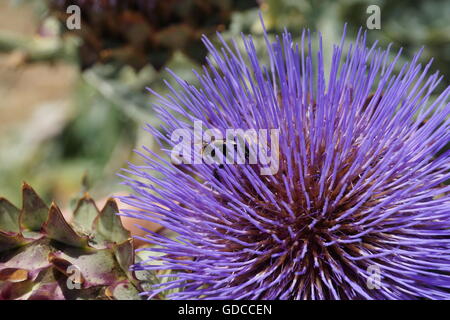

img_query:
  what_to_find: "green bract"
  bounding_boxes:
[0,183,141,300]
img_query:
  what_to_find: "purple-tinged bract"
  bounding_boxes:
[120,21,450,299]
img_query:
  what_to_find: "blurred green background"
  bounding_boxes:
[0,0,448,207]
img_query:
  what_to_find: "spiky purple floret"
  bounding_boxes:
[120,21,450,299]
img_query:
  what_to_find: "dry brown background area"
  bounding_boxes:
[0,2,76,134]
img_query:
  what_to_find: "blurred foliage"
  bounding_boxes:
[49,0,258,70]
[339,0,450,88]
[0,0,448,206]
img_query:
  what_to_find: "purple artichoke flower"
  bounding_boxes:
[120,20,450,299]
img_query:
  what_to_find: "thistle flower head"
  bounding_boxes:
[121,20,450,299]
